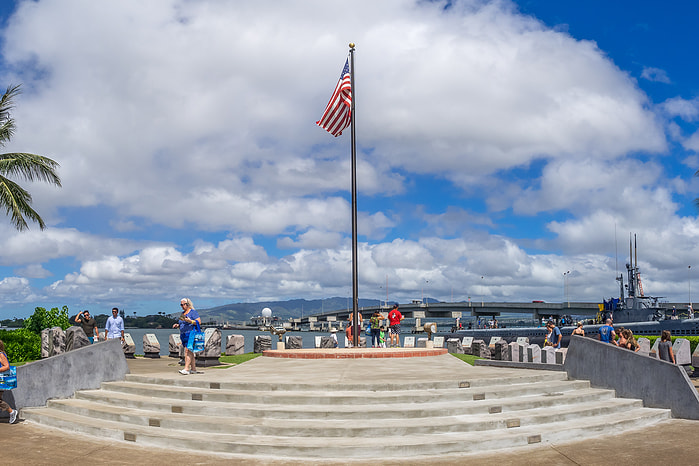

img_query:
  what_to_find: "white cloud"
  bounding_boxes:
[641,66,671,84]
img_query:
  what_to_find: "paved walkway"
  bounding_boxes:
[3,355,699,465]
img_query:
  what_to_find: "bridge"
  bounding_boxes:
[285,301,603,331]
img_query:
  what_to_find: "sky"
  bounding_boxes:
[2,0,699,319]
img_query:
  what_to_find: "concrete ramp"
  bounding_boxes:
[21,355,670,461]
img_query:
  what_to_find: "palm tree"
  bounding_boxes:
[0,84,61,231]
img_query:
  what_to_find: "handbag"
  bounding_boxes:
[0,365,17,390]
[187,322,205,353]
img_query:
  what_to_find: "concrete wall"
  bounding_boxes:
[564,335,699,419]
[3,338,129,410]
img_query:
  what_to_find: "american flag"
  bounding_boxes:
[316,59,352,137]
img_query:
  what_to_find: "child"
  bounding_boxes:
[379,326,387,348]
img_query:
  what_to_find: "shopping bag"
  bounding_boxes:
[187,322,205,353]
[0,366,17,390]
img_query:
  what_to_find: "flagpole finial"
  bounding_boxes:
[349,42,355,49]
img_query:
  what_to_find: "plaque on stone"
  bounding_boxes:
[48,326,66,357]
[358,336,367,348]
[492,340,508,360]
[447,338,464,354]
[169,334,182,357]
[41,328,50,358]
[285,335,303,350]
[672,338,691,365]
[462,337,473,355]
[225,334,244,355]
[508,342,519,362]
[202,328,222,358]
[254,335,272,353]
[314,336,323,348]
[516,337,529,346]
[403,336,415,348]
[65,326,90,352]
[122,333,136,358]
[433,336,445,348]
[143,333,161,358]
[542,346,555,364]
[417,337,428,348]
[527,344,541,363]
[488,336,502,348]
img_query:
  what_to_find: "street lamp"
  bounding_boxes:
[689,265,692,308]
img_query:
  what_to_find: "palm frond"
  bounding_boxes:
[0,152,62,187]
[0,174,45,231]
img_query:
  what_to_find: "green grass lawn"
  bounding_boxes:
[450,353,482,365]
[217,353,261,365]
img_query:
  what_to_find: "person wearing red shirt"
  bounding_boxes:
[387,304,404,348]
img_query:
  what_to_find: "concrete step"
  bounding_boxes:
[38,395,643,437]
[20,363,672,461]
[70,384,615,421]
[98,377,588,406]
[21,405,670,460]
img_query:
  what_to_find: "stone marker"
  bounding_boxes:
[314,336,322,348]
[433,336,445,348]
[637,337,650,356]
[472,340,491,359]
[169,334,182,357]
[447,338,465,354]
[649,338,660,358]
[358,336,367,348]
[541,346,556,364]
[516,337,529,346]
[527,344,541,363]
[320,336,336,348]
[518,343,528,362]
[143,333,160,358]
[65,326,90,352]
[403,336,415,348]
[41,328,50,358]
[493,340,509,360]
[692,343,699,368]
[461,337,473,355]
[555,349,566,364]
[508,342,519,362]
[285,335,303,350]
[488,336,502,348]
[417,337,428,348]
[48,326,66,357]
[254,335,272,353]
[673,338,691,365]
[196,328,222,366]
[122,333,136,358]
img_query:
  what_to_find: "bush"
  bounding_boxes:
[0,328,41,362]
[23,305,71,334]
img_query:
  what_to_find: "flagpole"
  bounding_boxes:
[349,42,359,348]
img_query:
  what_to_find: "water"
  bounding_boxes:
[123,328,410,355]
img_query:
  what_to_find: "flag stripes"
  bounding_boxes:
[316,59,352,137]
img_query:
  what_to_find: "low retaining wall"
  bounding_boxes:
[4,338,129,410]
[564,335,699,419]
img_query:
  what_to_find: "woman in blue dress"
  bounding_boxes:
[172,298,201,375]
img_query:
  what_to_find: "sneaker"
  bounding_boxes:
[9,410,18,424]
[178,369,190,375]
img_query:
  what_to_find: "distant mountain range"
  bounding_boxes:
[198,297,405,323]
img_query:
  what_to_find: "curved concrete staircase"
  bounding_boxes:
[21,365,670,462]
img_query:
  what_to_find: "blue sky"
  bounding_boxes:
[1,0,699,319]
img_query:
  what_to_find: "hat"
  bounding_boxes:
[330,327,337,333]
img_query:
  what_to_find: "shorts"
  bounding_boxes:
[389,324,401,335]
